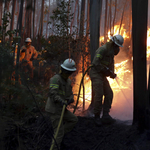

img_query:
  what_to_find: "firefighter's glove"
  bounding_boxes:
[55,97,67,106]
[67,98,74,105]
[110,73,117,79]
[101,67,111,76]
[61,100,67,106]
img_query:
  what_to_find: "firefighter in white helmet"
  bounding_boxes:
[90,34,124,126]
[45,58,78,150]
[20,38,38,80]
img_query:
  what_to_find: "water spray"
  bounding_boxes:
[115,77,132,109]
[115,76,132,90]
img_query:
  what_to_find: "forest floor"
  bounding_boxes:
[0,108,150,150]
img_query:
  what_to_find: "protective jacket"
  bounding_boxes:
[45,74,74,114]
[90,41,115,78]
[20,45,38,62]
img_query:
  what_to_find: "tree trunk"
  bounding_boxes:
[79,0,85,38]
[89,0,102,109]
[26,0,32,37]
[104,0,108,43]
[76,2,80,38]
[15,0,24,83]
[112,0,117,35]
[0,1,3,26]
[109,0,112,35]
[86,0,90,38]
[9,0,17,46]
[46,0,50,39]
[119,0,127,34]
[33,0,36,39]
[40,0,44,37]
[70,0,78,34]
[132,0,148,131]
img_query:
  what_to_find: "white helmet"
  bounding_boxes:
[61,58,76,72]
[110,35,124,47]
[25,37,32,42]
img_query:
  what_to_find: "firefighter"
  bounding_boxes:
[90,35,124,126]
[45,58,78,150]
[20,38,38,80]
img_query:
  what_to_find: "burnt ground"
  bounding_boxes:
[0,110,150,150]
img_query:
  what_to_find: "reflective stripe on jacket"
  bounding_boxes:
[91,42,115,75]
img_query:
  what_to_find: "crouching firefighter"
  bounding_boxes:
[90,35,124,126]
[45,58,78,150]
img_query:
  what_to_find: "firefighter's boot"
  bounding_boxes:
[94,114,102,126]
[101,111,116,124]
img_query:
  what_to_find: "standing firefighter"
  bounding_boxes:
[90,35,124,126]
[45,59,78,150]
[20,38,38,80]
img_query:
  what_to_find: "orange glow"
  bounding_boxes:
[147,28,150,59]
[73,25,150,120]
[99,24,130,43]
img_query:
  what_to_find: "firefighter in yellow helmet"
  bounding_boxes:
[20,38,38,79]
[90,35,124,126]
[45,58,78,150]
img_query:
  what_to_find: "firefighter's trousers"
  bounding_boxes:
[91,75,113,116]
[48,109,78,150]
[21,61,34,79]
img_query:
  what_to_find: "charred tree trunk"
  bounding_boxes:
[79,0,85,38]
[86,0,90,38]
[0,1,2,26]
[89,0,102,109]
[26,0,32,37]
[132,0,148,131]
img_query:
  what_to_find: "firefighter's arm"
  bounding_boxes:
[94,47,108,72]
[65,80,74,105]
[49,77,67,105]
[110,59,115,73]
[96,47,106,60]
[20,46,26,55]
[109,59,116,79]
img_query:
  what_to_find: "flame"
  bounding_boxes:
[73,24,150,120]
[147,28,150,59]
[100,24,130,43]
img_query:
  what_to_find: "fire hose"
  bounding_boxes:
[49,103,66,150]
[73,65,93,114]
[115,77,132,108]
